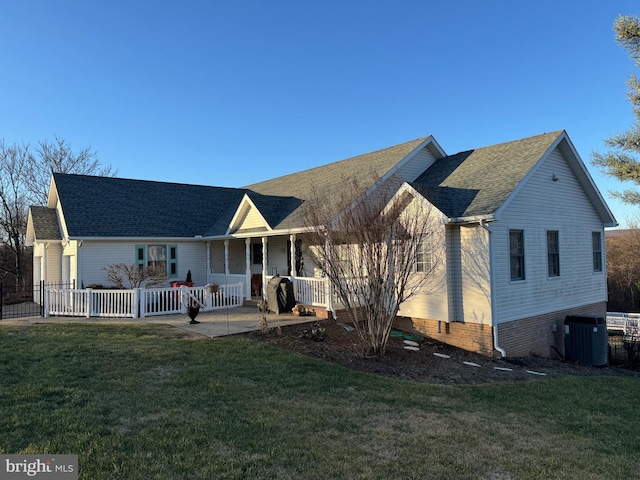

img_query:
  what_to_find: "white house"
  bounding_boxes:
[27,130,617,357]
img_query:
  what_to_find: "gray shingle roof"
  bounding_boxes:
[29,206,62,241]
[203,191,302,236]
[42,131,578,239]
[52,174,248,238]
[244,137,429,229]
[412,131,564,219]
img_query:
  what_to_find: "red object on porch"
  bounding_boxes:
[170,281,194,287]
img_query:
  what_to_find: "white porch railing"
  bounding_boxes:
[45,283,244,318]
[606,312,640,337]
[294,277,329,307]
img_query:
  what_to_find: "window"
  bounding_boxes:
[547,231,560,277]
[253,243,263,265]
[415,238,432,273]
[147,245,167,271]
[592,232,603,272]
[136,245,146,270]
[135,244,178,277]
[169,245,178,277]
[509,230,525,281]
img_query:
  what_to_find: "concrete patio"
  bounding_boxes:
[0,305,318,338]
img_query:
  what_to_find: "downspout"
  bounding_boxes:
[479,220,506,358]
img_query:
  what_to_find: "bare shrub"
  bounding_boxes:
[103,263,168,289]
[302,176,443,357]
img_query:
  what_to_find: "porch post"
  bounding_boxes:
[42,243,48,283]
[245,238,251,300]
[289,234,296,281]
[206,240,211,283]
[262,236,268,298]
[324,236,334,315]
[224,239,230,276]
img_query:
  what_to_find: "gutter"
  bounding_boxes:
[479,220,506,358]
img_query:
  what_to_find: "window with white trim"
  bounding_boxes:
[415,238,432,273]
[135,244,178,278]
[547,230,560,277]
[592,232,603,272]
[509,230,525,281]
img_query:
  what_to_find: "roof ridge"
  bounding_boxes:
[455,130,565,155]
[243,136,430,189]
[53,172,244,192]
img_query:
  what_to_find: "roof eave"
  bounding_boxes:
[445,214,495,225]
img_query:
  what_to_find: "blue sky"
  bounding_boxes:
[1,1,639,226]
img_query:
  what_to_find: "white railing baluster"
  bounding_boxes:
[43,282,245,318]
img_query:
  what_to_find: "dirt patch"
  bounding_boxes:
[247,318,640,385]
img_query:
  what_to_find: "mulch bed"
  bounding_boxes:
[247,317,640,385]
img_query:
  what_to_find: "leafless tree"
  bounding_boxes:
[102,264,168,289]
[606,222,640,312]
[0,136,116,287]
[28,136,117,204]
[302,177,444,357]
[0,142,33,287]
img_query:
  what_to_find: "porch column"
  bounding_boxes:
[289,234,296,281]
[324,236,334,315]
[262,236,268,298]
[76,241,83,289]
[224,240,230,276]
[42,242,48,283]
[206,240,211,281]
[245,238,251,300]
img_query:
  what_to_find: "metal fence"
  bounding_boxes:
[0,281,75,320]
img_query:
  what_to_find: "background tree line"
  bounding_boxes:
[607,225,640,312]
[0,136,114,292]
[594,15,640,313]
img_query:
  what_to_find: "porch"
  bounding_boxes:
[42,277,336,319]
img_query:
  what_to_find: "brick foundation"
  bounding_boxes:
[314,302,607,358]
[497,302,607,358]
[391,301,607,358]
[393,316,495,357]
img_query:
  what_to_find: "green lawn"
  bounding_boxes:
[0,324,638,480]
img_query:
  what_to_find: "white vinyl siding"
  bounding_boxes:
[460,225,492,324]
[398,224,450,322]
[395,146,438,182]
[492,147,607,325]
[267,236,291,276]
[235,204,268,233]
[79,241,207,287]
[227,239,248,275]
[43,243,63,284]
